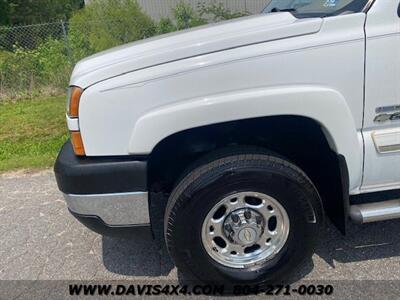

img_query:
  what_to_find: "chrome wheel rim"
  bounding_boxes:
[201,191,290,269]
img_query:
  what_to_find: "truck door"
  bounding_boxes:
[362,0,400,192]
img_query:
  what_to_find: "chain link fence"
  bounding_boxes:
[0,21,74,100]
[0,21,69,51]
[0,1,270,101]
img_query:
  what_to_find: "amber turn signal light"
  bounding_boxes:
[68,87,83,118]
[70,131,85,156]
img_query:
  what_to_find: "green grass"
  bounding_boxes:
[0,96,69,172]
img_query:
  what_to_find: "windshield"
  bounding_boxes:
[262,0,371,18]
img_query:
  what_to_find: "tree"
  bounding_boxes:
[0,0,10,26]
[68,0,155,60]
[0,0,85,51]
[7,0,84,26]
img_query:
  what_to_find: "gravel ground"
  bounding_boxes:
[1,170,400,298]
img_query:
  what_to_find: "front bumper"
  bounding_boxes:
[54,141,151,237]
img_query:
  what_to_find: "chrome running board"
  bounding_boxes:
[350,199,400,224]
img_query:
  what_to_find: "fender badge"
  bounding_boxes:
[374,106,400,123]
[376,105,400,114]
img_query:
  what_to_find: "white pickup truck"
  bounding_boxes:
[55,0,400,285]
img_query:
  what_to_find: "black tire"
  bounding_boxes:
[164,148,324,286]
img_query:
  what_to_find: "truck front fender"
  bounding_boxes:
[130,85,363,191]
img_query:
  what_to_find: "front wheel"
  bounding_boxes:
[164,150,323,286]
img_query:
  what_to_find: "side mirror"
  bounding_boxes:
[398,2,400,17]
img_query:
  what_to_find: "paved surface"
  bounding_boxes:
[1,170,400,297]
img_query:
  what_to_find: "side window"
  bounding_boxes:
[262,0,370,17]
[273,0,313,9]
[264,0,313,11]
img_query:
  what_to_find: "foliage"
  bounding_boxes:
[172,2,207,30]
[36,38,71,87]
[0,96,68,172]
[156,2,247,34]
[4,0,84,26]
[0,39,71,100]
[0,1,84,51]
[0,47,42,97]
[0,50,10,66]
[68,0,156,60]
[198,2,249,22]
[156,17,176,35]
[0,0,10,26]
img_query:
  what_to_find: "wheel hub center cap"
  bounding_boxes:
[223,208,264,246]
[238,227,257,244]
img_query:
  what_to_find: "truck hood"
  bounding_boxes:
[71,13,322,88]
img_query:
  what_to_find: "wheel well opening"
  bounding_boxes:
[148,115,347,232]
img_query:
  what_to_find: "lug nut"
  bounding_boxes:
[224,224,232,232]
[244,210,252,219]
[256,216,262,225]
[231,214,240,223]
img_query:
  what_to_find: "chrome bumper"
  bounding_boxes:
[63,192,150,226]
